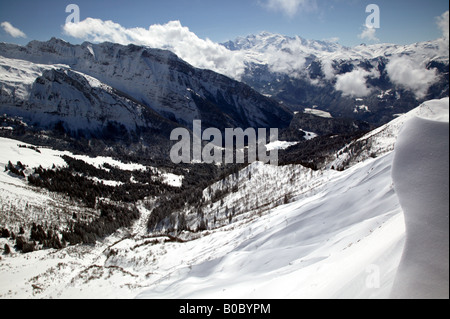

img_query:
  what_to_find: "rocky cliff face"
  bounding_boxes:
[0,38,292,132]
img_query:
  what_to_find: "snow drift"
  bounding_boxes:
[391,98,449,299]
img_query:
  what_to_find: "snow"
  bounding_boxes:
[1,98,448,299]
[304,108,333,118]
[0,137,180,194]
[329,98,449,170]
[415,98,449,122]
[225,32,448,92]
[89,177,124,187]
[300,129,318,140]
[0,56,69,101]
[265,140,299,151]
[160,173,184,188]
[0,148,406,299]
[0,137,147,172]
[390,99,449,299]
[0,137,66,170]
[1,41,289,131]
[67,154,147,172]
[0,138,101,231]
[354,105,370,113]
[138,152,404,299]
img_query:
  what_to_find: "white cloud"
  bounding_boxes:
[262,0,317,17]
[358,25,379,42]
[63,19,246,79]
[264,39,307,77]
[436,10,449,43]
[1,21,26,38]
[335,68,379,97]
[321,59,336,81]
[386,57,438,99]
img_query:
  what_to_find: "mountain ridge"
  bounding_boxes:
[0,38,293,133]
[221,32,449,125]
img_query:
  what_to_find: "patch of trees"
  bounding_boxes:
[4,161,26,178]
[147,187,203,231]
[2,204,139,251]
[30,223,63,249]
[146,163,243,232]
[286,113,372,137]
[14,236,36,253]
[62,203,140,245]
[3,243,11,255]
[26,156,178,208]
[28,166,104,208]
[2,203,139,252]
[2,224,62,253]
[210,187,230,204]
[62,155,131,183]
[333,138,374,171]
[1,227,12,239]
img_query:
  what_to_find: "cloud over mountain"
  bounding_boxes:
[63,19,246,79]
[386,57,439,99]
[358,26,379,42]
[335,68,379,98]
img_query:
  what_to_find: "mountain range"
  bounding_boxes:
[223,32,449,125]
[0,29,448,299]
[1,35,448,161]
[0,38,292,133]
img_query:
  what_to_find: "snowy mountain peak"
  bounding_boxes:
[0,39,292,134]
[222,32,344,54]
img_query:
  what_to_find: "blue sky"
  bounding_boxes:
[0,0,448,46]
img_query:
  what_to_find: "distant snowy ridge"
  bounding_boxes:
[224,32,449,125]
[223,31,449,63]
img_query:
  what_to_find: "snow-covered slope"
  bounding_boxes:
[0,56,69,102]
[329,98,450,170]
[0,137,96,231]
[1,64,155,133]
[0,145,405,299]
[138,152,404,299]
[0,137,181,230]
[1,98,447,299]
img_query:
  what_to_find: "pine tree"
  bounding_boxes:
[4,244,11,255]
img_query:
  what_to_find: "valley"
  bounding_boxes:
[0,25,448,299]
